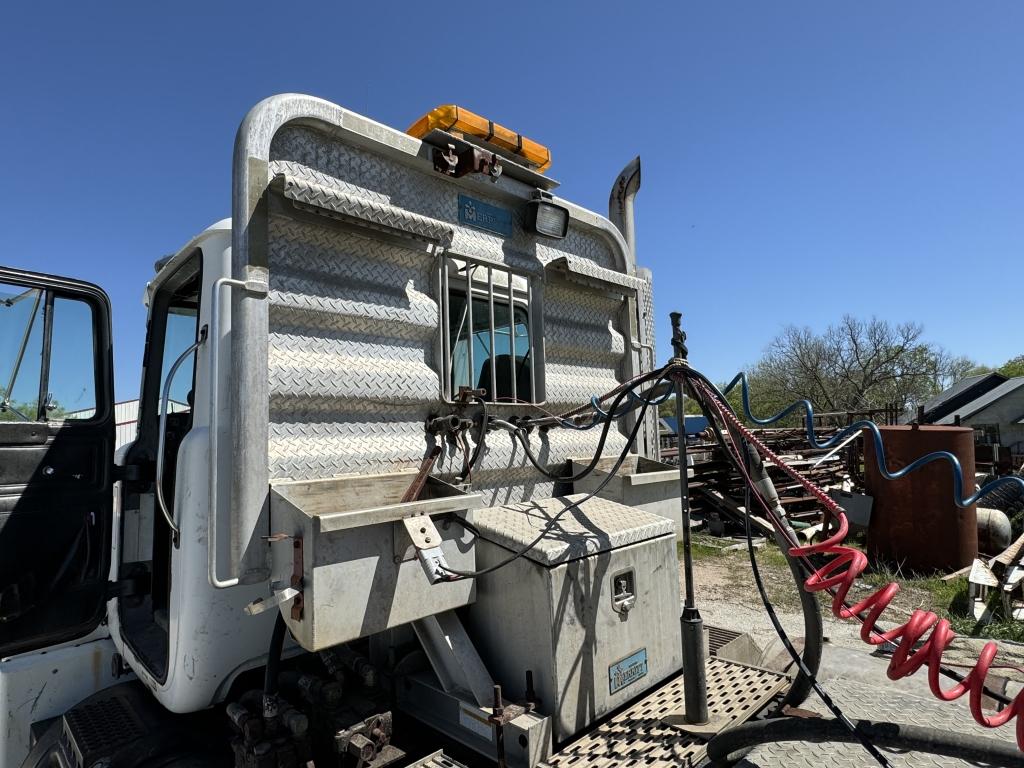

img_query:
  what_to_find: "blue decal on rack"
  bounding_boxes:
[609,648,648,694]
[458,194,513,237]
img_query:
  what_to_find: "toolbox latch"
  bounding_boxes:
[612,569,636,615]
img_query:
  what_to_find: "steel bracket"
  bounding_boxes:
[431,143,502,181]
[399,515,450,585]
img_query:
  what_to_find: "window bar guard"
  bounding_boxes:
[466,264,475,393]
[508,270,517,404]
[487,266,497,403]
[526,278,536,403]
[441,258,451,400]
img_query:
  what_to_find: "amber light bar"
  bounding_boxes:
[408,105,552,173]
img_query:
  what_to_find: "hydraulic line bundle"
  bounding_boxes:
[452,312,1024,765]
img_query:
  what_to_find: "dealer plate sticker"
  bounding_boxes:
[609,648,648,694]
[458,194,513,237]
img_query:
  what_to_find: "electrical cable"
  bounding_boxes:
[722,371,1024,508]
[698,376,1024,751]
[438,371,667,579]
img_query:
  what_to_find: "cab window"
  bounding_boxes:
[0,282,98,422]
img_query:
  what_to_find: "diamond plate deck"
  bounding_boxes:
[739,676,1019,767]
[542,658,789,768]
[472,494,675,565]
[406,750,470,768]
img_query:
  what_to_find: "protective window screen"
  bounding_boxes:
[48,297,98,419]
[443,258,538,404]
[0,283,44,421]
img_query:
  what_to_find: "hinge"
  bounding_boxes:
[112,463,142,483]
[106,572,151,600]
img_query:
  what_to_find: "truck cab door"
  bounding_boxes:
[0,267,114,657]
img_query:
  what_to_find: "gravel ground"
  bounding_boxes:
[681,544,1024,688]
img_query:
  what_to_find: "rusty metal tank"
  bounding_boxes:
[864,425,976,573]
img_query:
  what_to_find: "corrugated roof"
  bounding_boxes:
[936,376,1024,424]
[922,372,1005,415]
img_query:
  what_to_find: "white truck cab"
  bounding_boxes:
[0,95,683,768]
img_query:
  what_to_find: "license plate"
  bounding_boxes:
[609,648,648,694]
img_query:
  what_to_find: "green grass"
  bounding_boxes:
[679,535,730,561]
[860,563,1024,643]
[679,538,1024,642]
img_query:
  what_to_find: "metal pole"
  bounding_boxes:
[670,311,709,726]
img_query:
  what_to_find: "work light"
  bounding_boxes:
[526,193,569,239]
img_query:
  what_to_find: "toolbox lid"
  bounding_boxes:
[471,494,675,566]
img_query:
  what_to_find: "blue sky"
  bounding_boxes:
[1,2,1020,399]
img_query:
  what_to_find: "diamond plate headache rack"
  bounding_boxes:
[271,171,455,248]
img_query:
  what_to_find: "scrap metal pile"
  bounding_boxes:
[683,426,850,534]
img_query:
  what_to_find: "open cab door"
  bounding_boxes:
[0,267,114,657]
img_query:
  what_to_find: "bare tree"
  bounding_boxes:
[747,316,974,417]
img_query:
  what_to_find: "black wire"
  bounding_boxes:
[502,366,670,484]
[457,395,489,484]
[693,385,892,767]
[684,366,1014,708]
[440,372,667,580]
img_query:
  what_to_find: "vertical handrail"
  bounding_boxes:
[487,266,496,402]
[157,327,207,545]
[442,261,451,399]
[466,264,475,390]
[508,272,517,404]
[208,276,250,588]
[526,277,536,403]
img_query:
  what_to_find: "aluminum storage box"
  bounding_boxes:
[570,455,688,538]
[465,495,682,743]
[270,470,480,651]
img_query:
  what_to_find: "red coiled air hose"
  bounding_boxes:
[695,379,1024,751]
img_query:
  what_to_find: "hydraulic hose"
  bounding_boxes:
[686,366,1014,710]
[774,534,824,707]
[692,388,867,758]
[440,371,668,579]
[706,717,1024,767]
[722,371,1024,508]
[698,377,1024,751]
[263,613,287,722]
[689,377,824,709]
[498,366,670,484]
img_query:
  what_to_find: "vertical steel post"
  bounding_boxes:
[671,311,709,725]
[466,265,475,389]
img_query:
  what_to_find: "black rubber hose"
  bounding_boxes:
[263,613,287,719]
[682,365,1015,709]
[706,717,1024,767]
[440,372,667,579]
[690,389,823,709]
[508,366,669,484]
[461,396,488,480]
[776,542,823,708]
